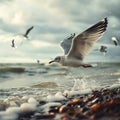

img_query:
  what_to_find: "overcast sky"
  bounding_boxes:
[0,0,120,63]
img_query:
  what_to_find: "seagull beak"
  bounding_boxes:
[49,60,55,64]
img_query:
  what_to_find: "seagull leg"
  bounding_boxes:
[82,64,93,68]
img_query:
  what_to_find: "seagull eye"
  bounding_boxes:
[55,57,61,61]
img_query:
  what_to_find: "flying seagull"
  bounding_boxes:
[23,26,34,39]
[111,37,119,46]
[37,60,40,64]
[49,18,108,67]
[95,45,107,54]
[61,33,75,54]
[99,45,107,55]
[11,39,15,48]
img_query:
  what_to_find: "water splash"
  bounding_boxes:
[71,76,98,91]
[72,78,85,91]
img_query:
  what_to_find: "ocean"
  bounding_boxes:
[0,62,120,99]
[0,62,120,119]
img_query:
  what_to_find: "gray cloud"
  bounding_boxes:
[0,0,14,3]
[0,0,120,63]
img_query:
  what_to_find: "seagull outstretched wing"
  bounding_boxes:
[67,18,108,60]
[60,33,75,55]
[11,39,15,47]
[24,26,34,36]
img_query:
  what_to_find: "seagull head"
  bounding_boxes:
[49,56,65,64]
[112,37,117,42]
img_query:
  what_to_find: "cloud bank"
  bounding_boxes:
[0,0,120,63]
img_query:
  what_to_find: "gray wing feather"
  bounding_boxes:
[60,33,75,54]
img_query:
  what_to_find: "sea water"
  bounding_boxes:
[0,62,120,100]
[0,62,120,119]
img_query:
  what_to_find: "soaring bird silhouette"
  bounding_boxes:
[23,26,34,39]
[11,39,15,48]
[111,37,119,46]
[49,18,108,68]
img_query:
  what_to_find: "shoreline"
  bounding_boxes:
[0,86,120,120]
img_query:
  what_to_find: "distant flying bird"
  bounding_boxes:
[23,26,34,39]
[11,39,15,48]
[37,60,40,64]
[111,37,119,46]
[99,45,107,55]
[49,18,108,68]
[61,33,75,54]
[95,45,107,55]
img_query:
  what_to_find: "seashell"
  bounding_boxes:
[59,105,68,113]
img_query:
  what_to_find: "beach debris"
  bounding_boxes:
[0,87,120,119]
